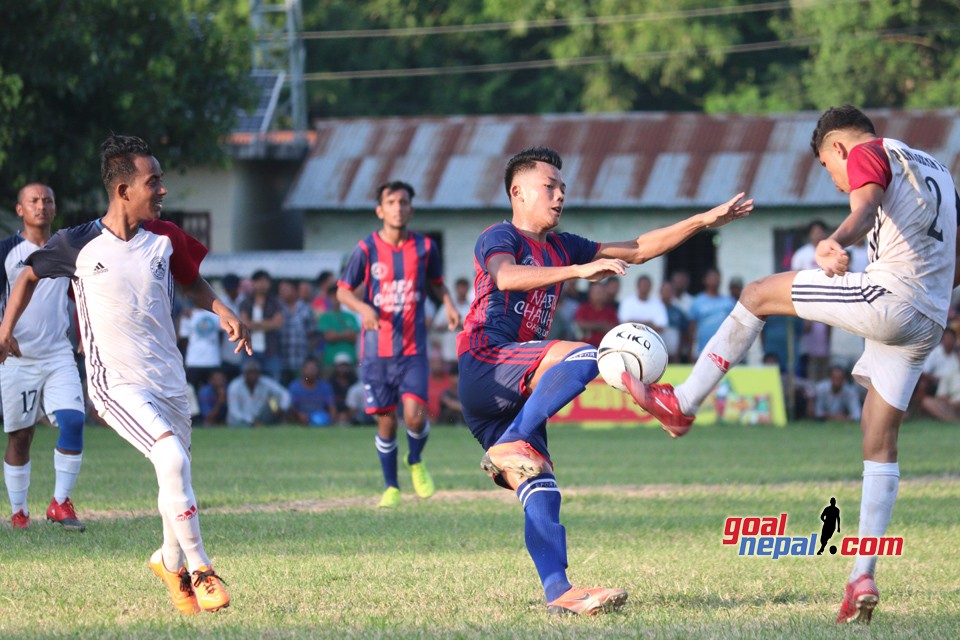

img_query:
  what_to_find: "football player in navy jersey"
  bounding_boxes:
[457,146,752,614]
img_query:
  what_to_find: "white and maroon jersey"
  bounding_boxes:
[25,219,207,397]
[847,138,959,327]
[0,233,73,362]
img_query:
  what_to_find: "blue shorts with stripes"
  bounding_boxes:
[457,340,557,458]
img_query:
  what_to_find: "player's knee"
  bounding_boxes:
[55,409,85,452]
[149,434,190,482]
[7,428,34,456]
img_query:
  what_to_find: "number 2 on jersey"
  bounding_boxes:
[924,176,943,242]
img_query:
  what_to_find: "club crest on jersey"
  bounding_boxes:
[520,255,542,267]
[150,256,166,280]
[370,262,388,280]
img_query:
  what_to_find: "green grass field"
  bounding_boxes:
[1,421,958,639]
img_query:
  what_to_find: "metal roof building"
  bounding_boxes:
[286,110,960,211]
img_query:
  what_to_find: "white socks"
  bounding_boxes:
[676,303,765,414]
[53,450,83,503]
[851,461,899,581]
[149,436,211,572]
[4,461,31,515]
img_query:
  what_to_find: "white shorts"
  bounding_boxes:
[1,357,84,433]
[792,270,943,410]
[89,385,192,457]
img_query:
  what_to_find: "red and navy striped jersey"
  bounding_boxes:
[457,222,598,355]
[338,231,443,361]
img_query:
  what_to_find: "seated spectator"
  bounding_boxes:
[329,352,359,424]
[575,281,619,347]
[226,359,291,426]
[345,379,376,425]
[288,357,335,426]
[919,328,958,395]
[198,370,229,426]
[920,364,960,422]
[439,369,464,425]
[811,366,861,422]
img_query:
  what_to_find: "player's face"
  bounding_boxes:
[376,188,414,230]
[126,155,167,221]
[818,142,851,193]
[513,162,565,230]
[16,184,56,229]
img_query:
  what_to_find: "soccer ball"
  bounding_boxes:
[597,322,669,391]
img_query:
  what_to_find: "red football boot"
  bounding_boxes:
[621,372,694,437]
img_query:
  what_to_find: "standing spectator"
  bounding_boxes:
[603,277,621,311]
[287,357,335,426]
[575,281,619,347]
[317,284,360,369]
[659,280,690,362]
[239,270,283,381]
[278,278,315,384]
[617,275,668,332]
[329,352,358,424]
[179,306,223,390]
[687,268,735,357]
[311,271,336,316]
[670,270,695,315]
[728,276,744,302]
[812,366,862,422]
[226,359,290,427]
[197,370,228,426]
[546,281,582,341]
[219,273,244,379]
[432,277,471,368]
[792,221,832,380]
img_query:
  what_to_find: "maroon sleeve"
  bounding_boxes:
[847,139,892,192]
[143,220,208,285]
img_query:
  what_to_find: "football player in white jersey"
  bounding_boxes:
[624,105,959,624]
[0,135,252,616]
[1,183,87,531]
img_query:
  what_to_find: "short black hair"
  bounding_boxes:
[810,105,875,157]
[251,269,271,281]
[504,146,562,197]
[376,180,415,203]
[100,134,153,195]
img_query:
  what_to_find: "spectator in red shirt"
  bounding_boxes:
[574,281,619,347]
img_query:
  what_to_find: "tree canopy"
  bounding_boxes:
[303,0,960,118]
[0,0,252,209]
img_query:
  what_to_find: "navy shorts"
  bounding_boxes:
[359,354,428,414]
[457,340,556,458]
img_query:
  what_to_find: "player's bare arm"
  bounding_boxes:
[429,280,461,330]
[817,183,884,276]
[488,253,628,292]
[336,285,379,330]
[0,266,41,362]
[181,276,253,355]
[596,193,753,264]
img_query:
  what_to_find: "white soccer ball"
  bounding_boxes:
[597,322,669,391]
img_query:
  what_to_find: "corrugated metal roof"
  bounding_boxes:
[285,110,960,210]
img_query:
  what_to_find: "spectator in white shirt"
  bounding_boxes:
[617,275,668,332]
[226,359,290,426]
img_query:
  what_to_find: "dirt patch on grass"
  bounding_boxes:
[79,474,960,522]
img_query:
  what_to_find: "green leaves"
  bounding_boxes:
[0,0,252,208]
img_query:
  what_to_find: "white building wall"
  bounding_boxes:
[165,166,237,253]
[305,207,849,294]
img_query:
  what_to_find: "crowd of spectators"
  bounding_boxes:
[175,271,467,428]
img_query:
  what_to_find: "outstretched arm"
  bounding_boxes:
[182,276,252,355]
[0,267,41,361]
[596,193,753,264]
[489,254,628,292]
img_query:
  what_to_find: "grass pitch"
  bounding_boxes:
[1,421,958,639]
